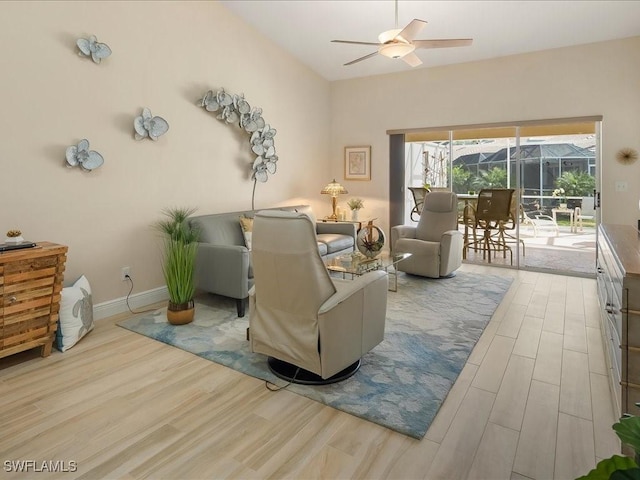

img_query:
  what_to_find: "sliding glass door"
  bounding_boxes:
[400,119,599,276]
[515,124,597,275]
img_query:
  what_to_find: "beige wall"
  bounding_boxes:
[0,1,330,304]
[330,37,640,236]
[2,1,638,309]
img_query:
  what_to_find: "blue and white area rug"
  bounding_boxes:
[118,271,512,439]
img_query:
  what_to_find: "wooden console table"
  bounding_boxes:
[0,242,67,359]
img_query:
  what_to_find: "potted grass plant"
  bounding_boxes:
[154,207,200,325]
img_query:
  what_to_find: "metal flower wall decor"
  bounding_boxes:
[76,35,112,64]
[134,108,169,141]
[65,139,104,172]
[200,88,278,209]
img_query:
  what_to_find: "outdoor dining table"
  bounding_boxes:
[457,193,479,204]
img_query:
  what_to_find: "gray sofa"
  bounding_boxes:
[188,205,356,317]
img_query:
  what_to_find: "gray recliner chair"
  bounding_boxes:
[391,191,463,278]
[249,210,388,384]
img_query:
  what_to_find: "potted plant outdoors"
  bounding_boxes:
[154,207,200,325]
[553,188,567,209]
[347,197,364,222]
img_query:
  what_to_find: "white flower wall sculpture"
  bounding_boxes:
[134,108,169,141]
[65,139,104,172]
[201,88,278,209]
[76,35,112,64]
[250,126,277,182]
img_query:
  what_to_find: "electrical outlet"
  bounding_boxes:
[121,266,131,281]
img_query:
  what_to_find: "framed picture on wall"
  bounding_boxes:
[344,146,371,181]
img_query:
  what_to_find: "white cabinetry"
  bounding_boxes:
[597,224,640,422]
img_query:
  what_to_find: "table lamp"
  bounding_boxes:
[321,179,348,220]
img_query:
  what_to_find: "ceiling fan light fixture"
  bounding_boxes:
[333,2,473,67]
[378,42,415,59]
[378,28,402,44]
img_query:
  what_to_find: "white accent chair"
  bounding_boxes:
[575,196,595,231]
[391,191,463,278]
[248,210,388,384]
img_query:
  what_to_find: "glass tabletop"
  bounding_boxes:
[325,251,412,276]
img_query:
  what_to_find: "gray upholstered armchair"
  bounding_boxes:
[249,210,388,384]
[391,191,463,278]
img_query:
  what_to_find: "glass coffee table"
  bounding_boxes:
[325,251,412,292]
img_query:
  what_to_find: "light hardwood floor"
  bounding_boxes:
[0,264,620,479]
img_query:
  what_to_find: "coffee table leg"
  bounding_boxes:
[385,266,398,292]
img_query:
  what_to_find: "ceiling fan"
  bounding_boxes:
[331,0,473,67]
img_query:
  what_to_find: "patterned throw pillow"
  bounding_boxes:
[56,275,94,352]
[239,215,254,250]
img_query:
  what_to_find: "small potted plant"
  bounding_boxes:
[553,188,567,209]
[5,229,24,244]
[154,207,200,325]
[347,197,364,221]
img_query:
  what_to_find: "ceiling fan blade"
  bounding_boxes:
[413,39,474,49]
[331,40,381,46]
[402,52,422,67]
[396,19,428,42]
[344,51,379,66]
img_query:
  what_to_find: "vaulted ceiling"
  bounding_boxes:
[221,0,640,81]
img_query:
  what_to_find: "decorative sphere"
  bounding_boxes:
[356,225,386,258]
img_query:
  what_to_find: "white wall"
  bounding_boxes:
[0,1,330,304]
[330,37,640,236]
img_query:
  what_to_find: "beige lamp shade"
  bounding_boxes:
[321,179,348,220]
[321,179,348,196]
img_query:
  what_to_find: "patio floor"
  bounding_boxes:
[462,225,596,276]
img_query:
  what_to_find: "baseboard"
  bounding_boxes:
[93,286,168,321]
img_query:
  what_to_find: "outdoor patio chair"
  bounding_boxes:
[496,190,525,257]
[461,200,478,260]
[521,209,559,237]
[408,186,429,222]
[468,189,515,264]
[575,196,595,232]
